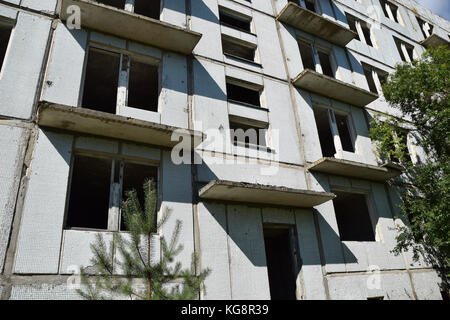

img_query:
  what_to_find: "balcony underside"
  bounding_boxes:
[307,157,403,182]
[277,3,357,47]
[37,102,204,149]
[59,0,201,54]
[199,180,335,208]
[420,34,450,48]
[292,69,378,107]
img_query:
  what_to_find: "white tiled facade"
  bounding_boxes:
[0,0,448,300]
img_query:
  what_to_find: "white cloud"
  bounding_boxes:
[414,0,450,21]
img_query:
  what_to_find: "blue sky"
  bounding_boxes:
[415,0,450,21]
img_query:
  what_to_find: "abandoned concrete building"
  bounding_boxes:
[0,0,448,300]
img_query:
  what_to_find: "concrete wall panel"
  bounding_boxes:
[0,12,52,119]
[14,130,73,274]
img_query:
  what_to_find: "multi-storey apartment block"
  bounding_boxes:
[0,0,448,300]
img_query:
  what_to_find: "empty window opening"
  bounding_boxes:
[363,66,378,94]
[367,296,384,300]
[134,0,160,19]
[96,0,125,10]
[219,9,251,33]
[263,227,297,300]
[314,108,336,157]
[120,162,158,231]
[394,38,414,62]
[66,155,112,230]
[390,4,399,23]
[128,58,159,112]
[305,0,317,13]
[318,51,334,78]
[416,17,433,39]
[361,24,373,46]
[226,82,260,107]
[229,121,267,147]
[222,37,256,62]
[82,48,120,114]
[346,14,360,41]
[0,24,11,73]
[298,40,316,71]
[333,191,375,242]
[335,113,355,152]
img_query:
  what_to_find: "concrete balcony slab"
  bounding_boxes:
[199,180,335,208]
[277,2,357,47]
[307,157,403,182]
[292,69,378,107]
[37,102,204,149]
[420,34,450,49]
[59,0,201,54]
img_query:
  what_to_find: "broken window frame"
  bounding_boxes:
[345,13,374,47]
[313,105,357,158]
[219,7,253,34]
[226,77,262,108]
[221,35,259,65]
[229,119,269,150]
[332,189,380,242]
[297,38,338,79]
[80,44,161,116]
[362,63,388,95]
[380,0,403,25]
[64,150,160,233]
[393,37,415,62]
[416,17,433,39]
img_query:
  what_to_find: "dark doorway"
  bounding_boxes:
[263,227,297,300]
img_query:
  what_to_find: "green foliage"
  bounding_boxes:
[77,179,210,300]
[369,46,450,288]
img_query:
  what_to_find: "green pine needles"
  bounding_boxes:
[76,179,210,300]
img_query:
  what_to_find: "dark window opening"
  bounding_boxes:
[128,59,159,112]
[333,191,375,242]
[134,0,160,20]
[226,82,260,107]
[96,0,125,10]
[66,155,112,230]
[390,4,399,23]
[335,113,354,152]
[222,37,256,62]
[82,48,120,114]
[406,46,414,61]
[229,121,266,147]
[314,108,336,157]
[298,40,316,71]
[416,17,433,39]
[219,9,251,33]
[394,39,406,62]
[264,227,297,300]
[305,0,316,13]
[380,0,389,18]
[121,162,158,231]
[346,14,360,41]
[318,51,334,78]
[367,296,384,300]
[361,25,373,46]
[363,66,378,94]
[0,24,11,73]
